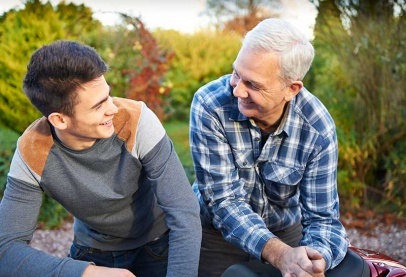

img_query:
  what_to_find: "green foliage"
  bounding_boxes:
[55,1,102,37]
[154,29,242,120]
[82,14,174,120]
[311,0,406,214]
[378,140,406,216]
[80,25,133,98]
[0,0,61,133]
[204,0,282,33]
[0,128,19,196]
[337,170,365,211]
[164,121,195,184]
[0,0,103,134]
[38,195,70,229]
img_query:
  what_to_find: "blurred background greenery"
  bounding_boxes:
[0,0,405,228]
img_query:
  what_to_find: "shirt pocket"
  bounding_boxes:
[231,147,254,169]
[262,162,303,207]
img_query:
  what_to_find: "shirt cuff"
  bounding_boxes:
[253,232,275,260]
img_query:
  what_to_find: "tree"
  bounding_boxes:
[153,29,242,120]
[0,0,66,133]
[0,0,103,133]
[55,1,102,37]
[119,15,174,121]
[84,14,175,121]
[312,0,406,211]
[204,0,282,34]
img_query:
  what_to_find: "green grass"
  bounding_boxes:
[164,121,195,184]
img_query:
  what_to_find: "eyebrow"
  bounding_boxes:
[90,87,111,109]
[233,65,264,89]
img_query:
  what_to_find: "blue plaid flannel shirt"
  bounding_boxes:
[190,74,348,270]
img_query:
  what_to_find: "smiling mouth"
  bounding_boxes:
[100,119,112,126]
[239,99,254,105]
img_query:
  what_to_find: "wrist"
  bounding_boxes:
[261,237,291,267]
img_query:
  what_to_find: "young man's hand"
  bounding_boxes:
[82,265,136,277]
[262,238,326,276]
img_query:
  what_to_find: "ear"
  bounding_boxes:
[47,112,68,130]
[284,81,303,101]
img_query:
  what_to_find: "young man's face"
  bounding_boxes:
[58,75,118,150]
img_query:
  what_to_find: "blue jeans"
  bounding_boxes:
[69,231,169,277]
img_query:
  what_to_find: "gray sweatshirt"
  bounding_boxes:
[0,98,201,276]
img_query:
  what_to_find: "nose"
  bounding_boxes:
[232,79,248,98]
[106,97,118,115]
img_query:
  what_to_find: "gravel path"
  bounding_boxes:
[30,216,406,266]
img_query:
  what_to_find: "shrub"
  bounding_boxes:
[0,127,19,196]
[154,29,242,120]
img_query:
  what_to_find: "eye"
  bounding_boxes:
[247,82,260,91]
[232,70,240,79]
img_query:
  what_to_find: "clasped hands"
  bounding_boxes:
[262,238,326,277]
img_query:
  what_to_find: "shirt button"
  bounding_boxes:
[255,137,260,141]
[243,161,247,166]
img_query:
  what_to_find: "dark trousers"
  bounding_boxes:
[221,248,370,277]
[203,223,371,277]
[198,222,303,277]
[69,231,169,277]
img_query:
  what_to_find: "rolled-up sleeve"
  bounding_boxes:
[299,130,348,269]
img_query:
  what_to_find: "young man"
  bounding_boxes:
[190,18,348,276]
[0,40,201,277]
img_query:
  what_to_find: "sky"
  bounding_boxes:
[1,0,317,38]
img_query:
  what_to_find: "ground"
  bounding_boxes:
[30,211,406,266]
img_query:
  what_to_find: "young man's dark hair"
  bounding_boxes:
[24,40,108,117]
